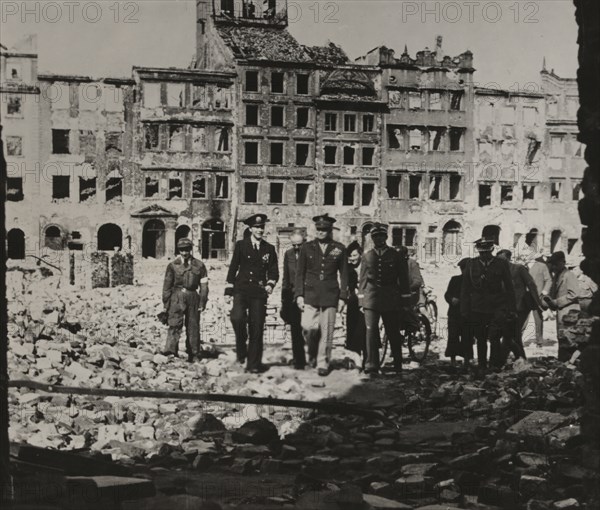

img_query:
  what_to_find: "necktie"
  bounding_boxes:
[184,259,189,268]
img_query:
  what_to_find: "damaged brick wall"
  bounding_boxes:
[110,252,134,287]
[90,252,109,289]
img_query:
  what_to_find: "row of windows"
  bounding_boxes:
[388,90,463,111]
[144,82,232,110]
[478,180,582,206]
[243,141,312,166]
[245,70,310,95]
[6,175,124,203]
[478,103,539,127]
[145,124,230,153]
[144,175,229,200]
[324,113,375,133]
[245,104,312,128]
[386,173,462,201]
[49,129,123,156]
[387,126,464,151]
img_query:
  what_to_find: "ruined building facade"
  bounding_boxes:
[2,2,586,264]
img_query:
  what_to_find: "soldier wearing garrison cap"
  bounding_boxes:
[358,223,411,375]
[162,237,209,361]
[225,213,279,373]
[295,214,349,376]
[461,237,517,371]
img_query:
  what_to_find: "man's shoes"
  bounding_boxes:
[294,364,306,370]
[317,368,330,377]
[161,351,178,358]
[237,357,246,365]
[246,364,269,374]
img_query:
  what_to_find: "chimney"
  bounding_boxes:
[434,35,443,62]
[196,0,211,69]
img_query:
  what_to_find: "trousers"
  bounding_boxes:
[301,304,337,370]
[230,293,267,370]
[285,305,306,368]
[165,289,201,356]
[364,309,403,371]
[463,310,510,368]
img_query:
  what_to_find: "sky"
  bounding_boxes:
[0,0,579,88]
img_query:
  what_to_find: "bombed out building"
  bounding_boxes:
[2,2,586,266]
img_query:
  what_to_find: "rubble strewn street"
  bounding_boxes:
[6,261,599,509]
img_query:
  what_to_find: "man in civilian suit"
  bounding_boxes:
[225,214,279,373]
[281,229,306,369]
[295,214,349,376]
[526,253,552,345]
[358,223,411,375]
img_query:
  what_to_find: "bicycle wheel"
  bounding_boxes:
[407,313,431,363]
[425,300,438,332]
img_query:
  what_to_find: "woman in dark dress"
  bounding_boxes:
[345,241,367,367]
[444,258,472,366]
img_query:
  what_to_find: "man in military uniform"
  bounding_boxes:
[225,214,279,373]
[295,214,349,376]
[358,223,411,375]
[162,237,209,361]
[281,229,306,369]
[461,238,517,370]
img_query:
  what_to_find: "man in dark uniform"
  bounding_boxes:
[225,214,279,373]
[357,223,411,375]
[281,229,306,369]
[295,214,349,376]
[461,238,517,370]
[162,237,209,361]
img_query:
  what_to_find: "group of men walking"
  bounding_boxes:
[445,238,585,371]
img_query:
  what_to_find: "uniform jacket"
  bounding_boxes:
[225,238,279,298]
[460,256,516,316]
[162,256,209,307]
[357,247,411,312]
[550,268,581,323]
[294,240,349,308]
[529,259,552,296]
[509,262,543,312]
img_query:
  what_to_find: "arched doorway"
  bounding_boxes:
[142,219,166,259]
[97,223,123,251]
[175,225,191,255]
[442,220,462,258]
[202,219,225,260]
[482,225,500,246]
[7,229,25,259]
[44,226,64,250]
[550,229,563,253]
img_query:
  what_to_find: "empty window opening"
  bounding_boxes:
[7,229,25,260]
[6,177,23,202]
[246,104,259,126]
[214,87,229,109]
[168,178,182,200]
[449,128,463,151]
[7,95,22,115]
[6,136,22,156]
[429,128,444,151]
[271,105,284,126]
[479,184,492,207]
[79,130,96,162]
[551,136,564,157]
[450,92,462,110]
[296,74,309,94]
[409,175,422,199]
[105,132,122,153]
[106,176,122,202]
[408,91,422,109]
[97,223,123,251]
[296,107,309,128]
[324,113,337,131]
[363,115,374,132]
[429,92,442,110]
[324,183,337,205]
[343,146,355,165]
[45,226,63,251]
[215,176,229,198]
[79,177,96,202]
[192,178,206,198]
[342,183,356,206]
[216,127,230,151]
[389,128,404,149]
[296,144,310,166]
[246,71,259,92]
[344,114,356,132]
[192,85,207,108]
[526,138,541,165]
[270,142,284,164]
[169,125,185,151]
[409,129,422,150]
[550,230,562,253]
[362,147,375,166]
[244,182,259,203]
[271,72,284,93]
[192,127,206,152]
[144,83,161,107]
[386,174,401,199]
[429,175,442,200]
[269,182,284,204]
[245,142,259,164]
[567,239,578,255]
[52,176,70,200]
[392,227,417,248]
[52,129,70,154]
[145,125,160,150]
[551,181,562,200]
[324,146,337,165]
[167,83,185,107]
[362,183,375,206]
[449,175,461,200]
[572,182,582,201]
[523,184,536,201]
[296,183,310,204]
[145,176,160,198]
[500,184,513,204]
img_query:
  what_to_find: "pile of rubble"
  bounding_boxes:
[5,266,599,509]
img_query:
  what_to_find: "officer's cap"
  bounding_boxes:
[177,238,193,250]
[474,238,495,252]
[313,214,336,230]
[370,223,388,237]
[244,213,269,227]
